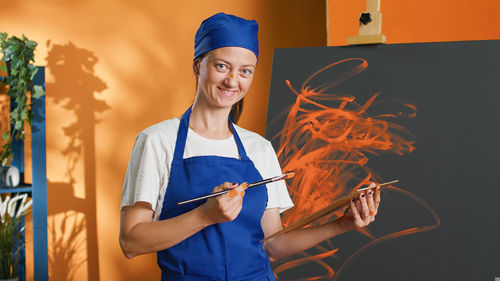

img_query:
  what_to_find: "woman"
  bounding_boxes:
[119,13,381,281]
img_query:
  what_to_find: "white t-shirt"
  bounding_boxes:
[121,118,294,221]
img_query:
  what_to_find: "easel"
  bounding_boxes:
[347,0,386,45]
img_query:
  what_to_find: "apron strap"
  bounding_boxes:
[173,106,249,160]
[228,116,249,160]
[172,106,191,161]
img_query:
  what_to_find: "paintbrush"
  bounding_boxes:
[262,179,399,242]
[177,172,296,205]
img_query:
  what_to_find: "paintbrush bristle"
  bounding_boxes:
[285,172,295,179]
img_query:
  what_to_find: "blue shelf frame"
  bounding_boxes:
[0,67,48,281]
[0,185,32,194]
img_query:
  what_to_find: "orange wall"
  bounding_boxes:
[8,0,499,279]
[0,1,325,280]
[328,0,500,45]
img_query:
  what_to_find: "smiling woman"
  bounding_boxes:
[119,12,380,281]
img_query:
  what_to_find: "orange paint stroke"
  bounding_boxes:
[269,58,439,280]
[273,249,339,281]
[333,186,440,281]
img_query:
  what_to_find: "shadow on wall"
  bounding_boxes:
[46,41,108,281]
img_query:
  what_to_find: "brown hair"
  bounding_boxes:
[193,54,245,124]
[229,99,244,124]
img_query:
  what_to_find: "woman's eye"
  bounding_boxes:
[241,68,252,76]
[216,64,228,71]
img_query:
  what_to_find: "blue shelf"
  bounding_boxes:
[2,67,48,281]
[0,184,33,194]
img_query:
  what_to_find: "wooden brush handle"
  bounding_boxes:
[262,180,398,242]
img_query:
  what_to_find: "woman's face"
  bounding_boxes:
[195,46,257,109]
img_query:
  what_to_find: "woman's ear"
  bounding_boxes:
[193,59,201,76]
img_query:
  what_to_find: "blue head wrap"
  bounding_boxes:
[194,13,259,61]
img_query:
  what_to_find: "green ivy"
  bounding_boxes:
[0,33,45,166]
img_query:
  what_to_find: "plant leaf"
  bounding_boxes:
[26,39,37,50]
[10,107,19,119]
[29,64,38,79]
[33,85,44,99]
[14,120,22,130]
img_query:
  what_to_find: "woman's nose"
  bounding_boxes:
[224,72,237,87]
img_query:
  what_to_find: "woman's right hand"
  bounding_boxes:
[199,182,246,225]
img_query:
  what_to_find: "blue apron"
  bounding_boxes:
[157,107,276,281]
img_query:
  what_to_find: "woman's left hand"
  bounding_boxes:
[337,182,381,231]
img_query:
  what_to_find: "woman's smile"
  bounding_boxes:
[217,86,238,97]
